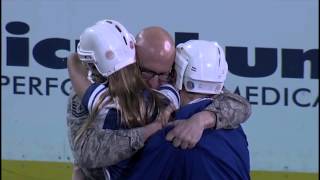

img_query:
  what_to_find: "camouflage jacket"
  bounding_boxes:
[67,89,144,180]
[205,87,252,129]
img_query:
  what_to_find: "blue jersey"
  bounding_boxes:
[124,98,250,180]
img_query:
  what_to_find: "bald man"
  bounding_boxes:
[68,26,251,180]
[135,27,176,89]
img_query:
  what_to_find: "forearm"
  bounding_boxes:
[142,122,162,141]
[68,92,163,169]
[67,53,91,98]
[75,121,163,168]
[189,111,217,130]
[205,88,252,129]
[73,127,144,168]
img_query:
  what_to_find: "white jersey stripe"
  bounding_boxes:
[88,84,107,114]
[158,84,180,109]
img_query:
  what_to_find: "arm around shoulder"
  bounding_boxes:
[205,87,252,129]
[73,126,145,168]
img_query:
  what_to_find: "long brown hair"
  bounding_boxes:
[75,63,169,142]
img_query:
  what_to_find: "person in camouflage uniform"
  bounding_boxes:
[67,88,145,180]
[67,25,251,180]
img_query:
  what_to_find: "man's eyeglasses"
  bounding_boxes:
[139,66,171,82]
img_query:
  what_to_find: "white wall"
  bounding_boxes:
[2,0,318,172]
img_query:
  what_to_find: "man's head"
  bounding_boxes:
[135,26,176,89]
[175,40,228,97]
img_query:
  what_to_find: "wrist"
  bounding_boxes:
[143,121,162,141]
[151,121,163,130]
[203,111,217,129]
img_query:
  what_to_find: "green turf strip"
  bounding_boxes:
[2,160,318,180]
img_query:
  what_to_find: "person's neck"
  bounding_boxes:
[181,91,210,106]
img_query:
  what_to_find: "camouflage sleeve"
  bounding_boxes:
[67,89,144,169]
[74,166,105,180]
[204,87,252,129]
[74,124,144,168]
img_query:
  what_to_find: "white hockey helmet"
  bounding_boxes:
[175,40,228,94]
[77,19,136,77]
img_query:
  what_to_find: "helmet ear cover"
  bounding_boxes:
[77,44,96,63]
[174,40,228,94]
[77,19,136,77]
[174,46,189,90]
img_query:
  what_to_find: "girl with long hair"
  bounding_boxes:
[67,19,179,180]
